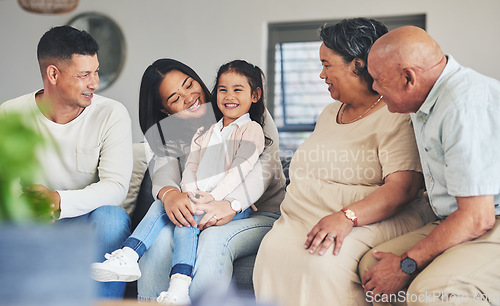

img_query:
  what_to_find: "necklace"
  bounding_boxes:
[339,95,383,124]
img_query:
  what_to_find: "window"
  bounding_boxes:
[267,15,426,157]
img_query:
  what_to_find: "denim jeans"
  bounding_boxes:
[56,205,131,299]
[171,208,251,277]
[136,207,279,301]
[123,199,251,278]
[122,199,169,258]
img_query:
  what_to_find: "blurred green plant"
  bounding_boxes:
[0,111,51,223]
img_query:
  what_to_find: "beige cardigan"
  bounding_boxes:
[151,110,286,213]
[181,118,265,202]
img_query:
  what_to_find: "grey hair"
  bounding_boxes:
[319,18,388,79]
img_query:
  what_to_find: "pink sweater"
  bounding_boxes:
[181,119,265,202]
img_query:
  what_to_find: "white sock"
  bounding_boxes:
[121,246,139,262]
[168,273,192,298]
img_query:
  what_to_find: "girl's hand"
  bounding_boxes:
[188,190,215,204]
[195,200,236,230]
[304,211,354,256]
[160,187,197,228]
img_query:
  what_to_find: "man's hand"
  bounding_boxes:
[362,251,412,296]
[24,184,61,220]
[25,184,60,208]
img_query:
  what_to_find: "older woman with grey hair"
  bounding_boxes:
[253,18,436,306]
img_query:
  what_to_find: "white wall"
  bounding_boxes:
[1,0,499,141]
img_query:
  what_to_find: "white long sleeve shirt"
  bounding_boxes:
[0,90,133,219]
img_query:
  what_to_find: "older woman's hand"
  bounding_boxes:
[305,211,354,256]
[160,188,197,228]
[195,200,236,230]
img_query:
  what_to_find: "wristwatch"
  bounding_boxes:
[341,208,358,226]
[400,252,418,275]
[229,199,242,214]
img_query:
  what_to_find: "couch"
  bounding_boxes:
[123,143,290,298]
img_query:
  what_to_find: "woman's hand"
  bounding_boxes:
[195,200,236,230]
[304,211,354,256]
[160,187,197,228]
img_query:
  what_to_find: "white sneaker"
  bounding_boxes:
[157,291,191,305]
[91,247,141,282]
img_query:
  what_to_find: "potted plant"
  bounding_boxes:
[0,111,96,306]
[0,111,51,221]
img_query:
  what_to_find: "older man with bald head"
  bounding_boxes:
[359,26,500,305]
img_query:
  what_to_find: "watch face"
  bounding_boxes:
[345,210,355,219]
[231,200,242,212]
[401,257,417,275]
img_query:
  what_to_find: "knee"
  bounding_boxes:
[198,227,227,247]
[358,249,378,280]
[197,227,231,260]
[406,278,432,305]
[90,206,131,236]
[149,199,165,214]
[175,225,200,238]
[406,274,441,300]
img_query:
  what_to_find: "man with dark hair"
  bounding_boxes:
[0,25,133,298]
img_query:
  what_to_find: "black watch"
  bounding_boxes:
[400,252,417,275]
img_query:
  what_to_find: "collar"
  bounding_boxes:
[215,113,251,131]
[417,55,460,115]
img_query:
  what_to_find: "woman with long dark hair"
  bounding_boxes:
[95,58,285,302]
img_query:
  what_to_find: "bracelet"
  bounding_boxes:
[160,187,179,203]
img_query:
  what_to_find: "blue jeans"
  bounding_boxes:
[56,205,131,299]
[171,208,251,277]
[122,199,169,258]
[136,205,279,301]
[123,200,251,278]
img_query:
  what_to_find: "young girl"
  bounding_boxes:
[92,60,268,305]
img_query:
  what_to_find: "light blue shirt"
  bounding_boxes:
[411,55,500,218]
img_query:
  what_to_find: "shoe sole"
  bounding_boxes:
[92,265,141,282]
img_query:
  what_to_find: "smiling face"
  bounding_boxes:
[159,70,207,119]
[54,54,100,109]
[216,71,260,127]
[319,43,361,103]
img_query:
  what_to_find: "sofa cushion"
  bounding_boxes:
[122,142,152,215]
